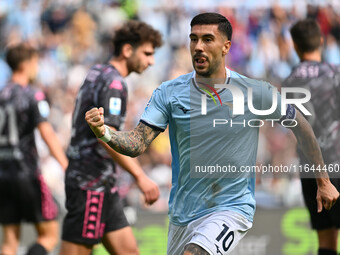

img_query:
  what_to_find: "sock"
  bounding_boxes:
[26,243,47,255]
[318,248,337,255]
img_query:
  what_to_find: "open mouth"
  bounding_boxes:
[194,56,208,66]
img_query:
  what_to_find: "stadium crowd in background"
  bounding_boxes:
[0,0,340,213]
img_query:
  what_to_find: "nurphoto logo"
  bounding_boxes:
[201,84,311,116]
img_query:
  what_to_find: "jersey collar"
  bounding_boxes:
[192,67,231,95]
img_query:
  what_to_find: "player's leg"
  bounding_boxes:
[0,180,22,255]
[317,228,338,255]
[26,220,59,255]
[102,226,139,255]
[183,243,210,255]
[301,178,340,255]
[24,176,59,255]
[58,240,93,255]
[101,191,138,255]
[1,225,21,255]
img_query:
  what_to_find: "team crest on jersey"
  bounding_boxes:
[38,100,50,118]
[109,97,121,115]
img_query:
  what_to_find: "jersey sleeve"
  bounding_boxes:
[140,85,169,131]
[31,90,50,126]
[97,77,127,131]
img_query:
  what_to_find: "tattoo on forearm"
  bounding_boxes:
[183,244,210,255]
[107,122,160,157]
[292,112,329,179]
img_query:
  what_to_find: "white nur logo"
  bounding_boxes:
[201,84,311,116]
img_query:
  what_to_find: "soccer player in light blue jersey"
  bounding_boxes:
[85,13,339,255]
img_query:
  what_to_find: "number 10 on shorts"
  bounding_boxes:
[215,224,234,253]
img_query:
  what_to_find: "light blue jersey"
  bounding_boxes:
[141,68,286,226]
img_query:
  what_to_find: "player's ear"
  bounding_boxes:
[320,36,324,47]
[121,43,133,58]
[20,59,30,73]
[222,39,231,56]
[293,42,301,56]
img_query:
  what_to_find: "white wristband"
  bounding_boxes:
[99,125,112,143]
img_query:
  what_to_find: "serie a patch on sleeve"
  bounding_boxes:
[38,100,50,118]
[279,104,296,125]
[144,93,154,111]
[109,97,121,115]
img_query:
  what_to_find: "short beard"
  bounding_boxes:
[28,76,36,84]
[195,68,213,77]
[126,57,135,74]
[193,59,220,78]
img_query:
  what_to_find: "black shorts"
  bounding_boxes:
[301,178,340,230]
[0,175,59,224]
[61,185,129,245]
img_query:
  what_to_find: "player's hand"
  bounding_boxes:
[316,179,340,212]
[136,173,160,205]
[85,107,106,138]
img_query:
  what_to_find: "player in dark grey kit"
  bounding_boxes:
[0,44,68,255]
[59,21,162,255]
[283,19,340,255]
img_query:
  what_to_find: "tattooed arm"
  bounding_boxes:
[85,107,161,157]
[289,110,339,212]
[107,122,160,157]
[86,107,160,204]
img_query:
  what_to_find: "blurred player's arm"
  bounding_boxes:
[289,110,340,211]
[98,126,160,205]
[37,122,68,171]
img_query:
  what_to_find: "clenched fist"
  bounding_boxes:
[85,107,106,138]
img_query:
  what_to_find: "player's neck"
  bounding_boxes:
[195,67,227,91]
[195,65,226,81]
[11,72,29,87]
[300,51,322,62]
[109,58,128,77]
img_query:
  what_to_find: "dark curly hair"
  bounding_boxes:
[112,20,163,57]
[6,44,38,71]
